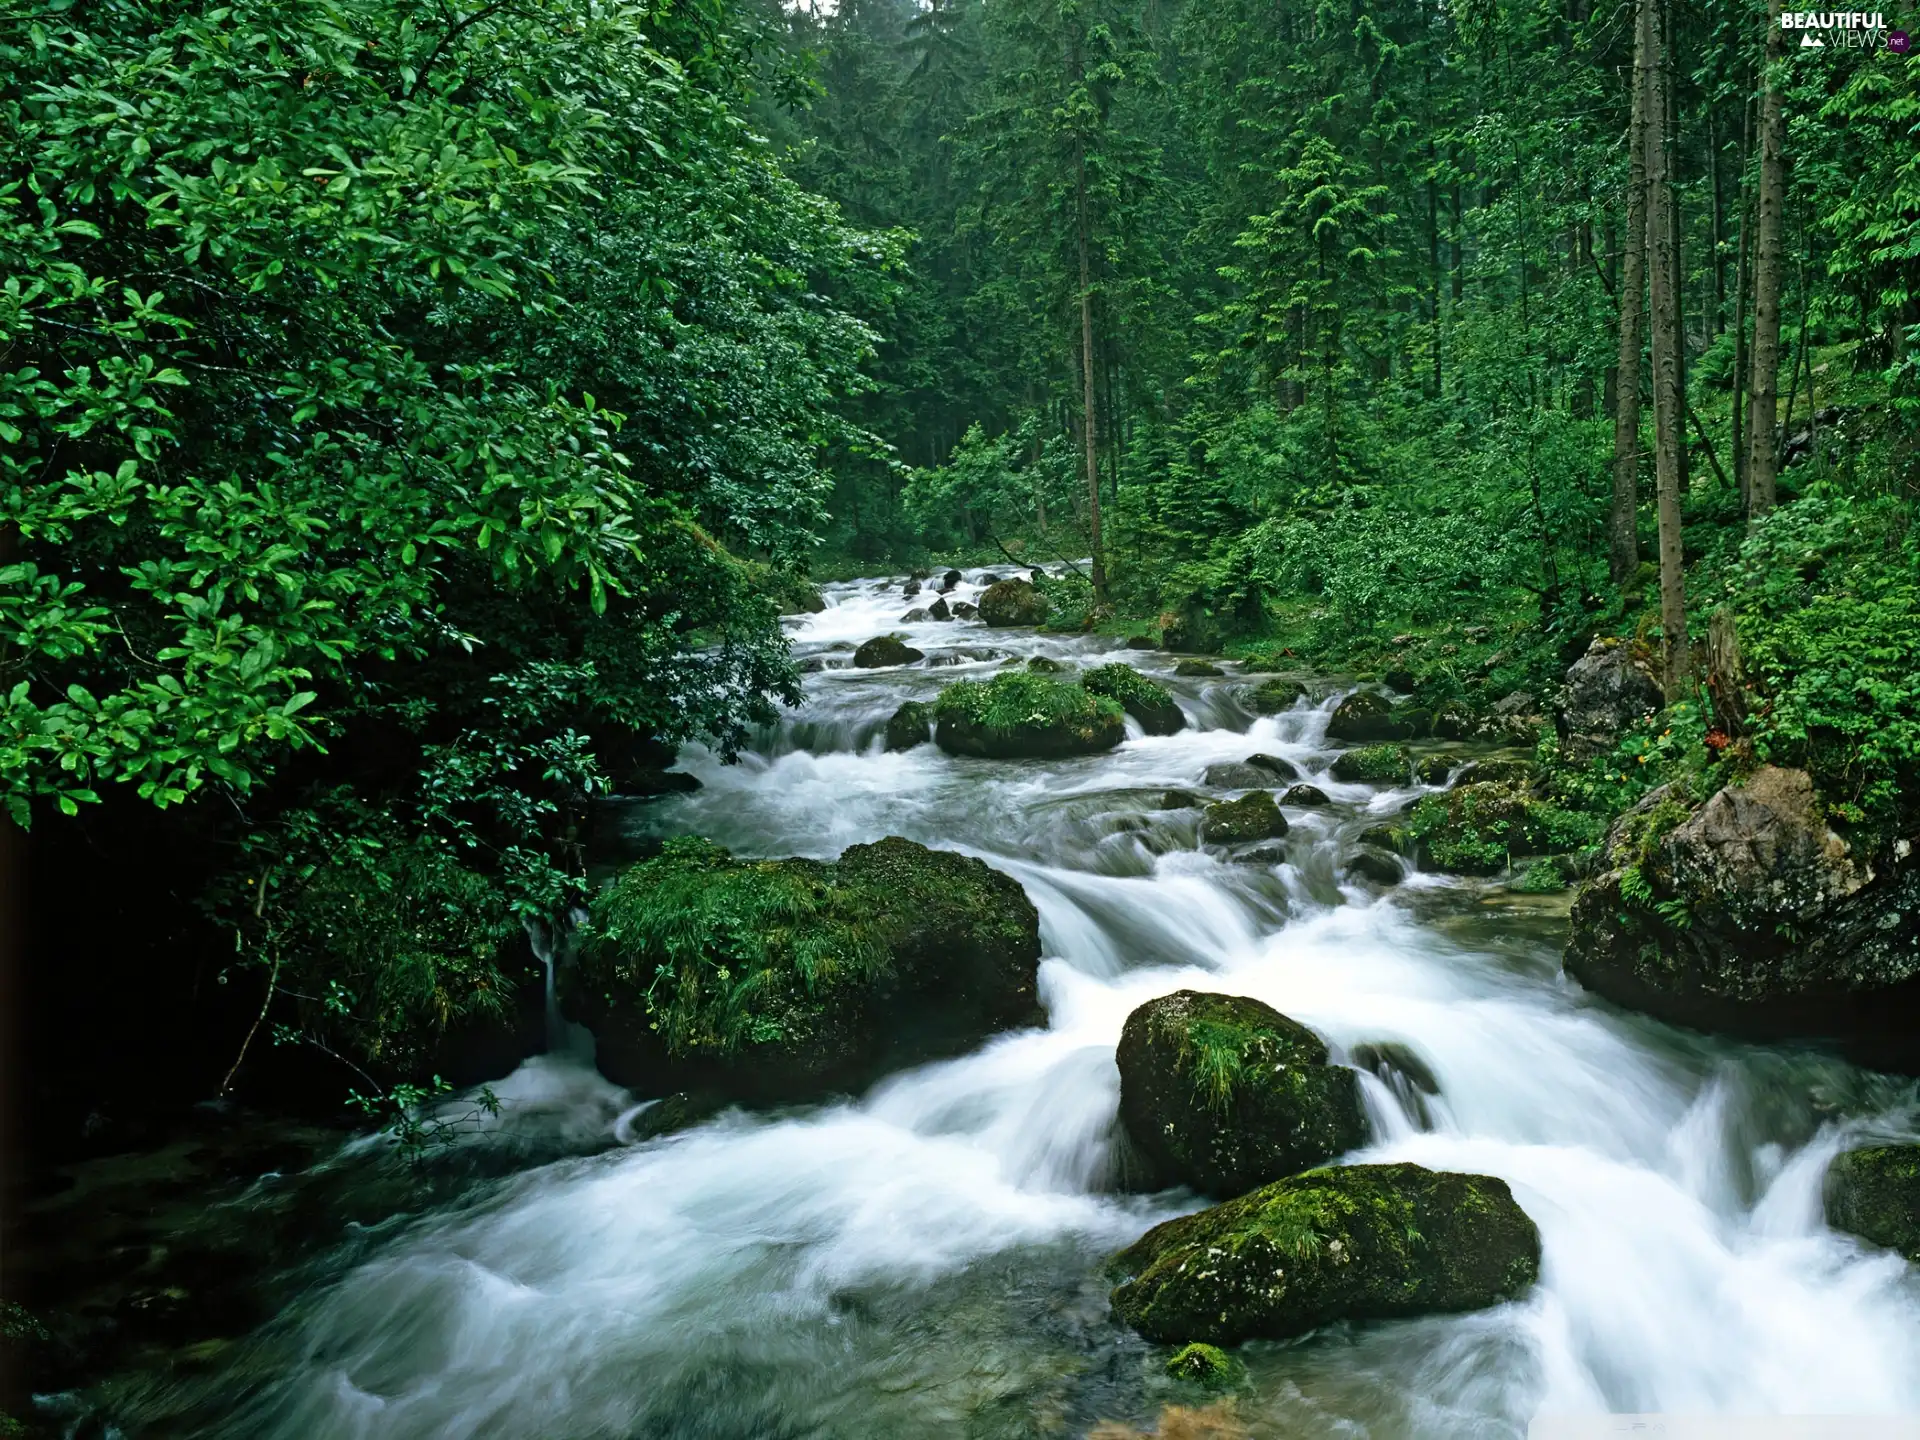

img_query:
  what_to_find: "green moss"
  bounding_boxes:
[1409,782,1602,875]
[1082,663,1187,735]
[1330,743,1412,784]
[1117,991,1364,1197]
[1247,676,1308,713]
[1165,1342,1237,1385]
[1825,1145,1920,1261]
[1512,858,1569,893]
[1108,1162,1541,1345]
[885,700,933,751]
[579,836,1041,1093]
[1201,791,1288,845]
[932,670,1126,758]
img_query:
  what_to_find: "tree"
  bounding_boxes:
[1744,0,1789,517]
[1610,1,1650,584]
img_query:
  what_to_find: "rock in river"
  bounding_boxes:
[1117,990,1365,1196]
[1108,1162,1541,1345]
[1826,1145,1920,1262]
[1201,791,1287,845]
[932,670,1125,760]
[978,577,1050,628]
[572,837,1042,1102]
[1081,663,1187,736]
[853,635,924,668]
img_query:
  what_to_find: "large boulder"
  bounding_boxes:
[1327,691,1413,741]
[1558,637,1662,759]
[1202,792,1288,845]
[1565,766,1920,1041]
[853,635,925,668]
[1406,782,1541,875]
[1247,677,1308,714]
[1116,991,1365,1196]
[1826,1146,1920,1261]
[1203,761,1272,789]
[978,578,1051,628]
[1081,663,1188,736]
[572,837,1043,1101]
[1108,1163,1541,1345]
[933,671,1125,759]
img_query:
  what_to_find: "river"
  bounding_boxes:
[66,569,1920,1438]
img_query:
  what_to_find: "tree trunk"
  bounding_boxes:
[1731,87,1753,508]
[1610,2,1650,584]
[1644,0,1689,694]
[1076,145,1107,606]
[1745,0,1787,518]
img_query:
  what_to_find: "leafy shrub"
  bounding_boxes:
[933,670,1122,733]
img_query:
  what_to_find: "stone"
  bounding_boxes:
[1202,791,1288,845]
[1346,848,1404,886]
[1026,655,1065,673]
[1159,790,1201,810]
[1327,691,1409,741]
[1246,753,1301,781]
[1175,660,1224,677]
[1203,762,1275,789]
[1108,1163,1541,1345]
[900,608,929,623]
[885,700,932,752]
[574,837,1043,1101]
[1565,767,1920,1040]
[978,578,1050,628]
[1116,990,1365,1197]
[940,569,963,591]
[1330,744,1412,784]
[852,635,924,668]
[1125,635,1157,650]
[933,671,1126,760]
[927,597,952,621]
[1248,677,1308,714]
[1281,783,1331,807]
[951,601,978,619]
[1826,1146,1920,1261]
[1558,636,1662,759]
[1416,755,1453,785]
[903,579,922,598]
[1082,663,1188,736]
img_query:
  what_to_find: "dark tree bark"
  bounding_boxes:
[1745,0,1788,517]
[1644,0,1689,693]
[1610,1,1650,584]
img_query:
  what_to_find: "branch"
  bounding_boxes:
[1687,403,1733,490]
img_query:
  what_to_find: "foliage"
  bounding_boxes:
[1079,663,1174,714]
[933,669,1122,734]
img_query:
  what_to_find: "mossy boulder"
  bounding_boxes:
[885,700,933,752]
[1326,691,1405,740]
[1175,660,1224,678]
[933,670,1125,759]
[1164,1342,1238,1385]
[1201,792,1288,845]
[1108,1163,1541,1345]
[1281,784,1330,807]
[1247,677,1308,714]
[853,635,925,668]
[1415,755,1453,786]
[1203,761,1271,788]
[573,837,1043,1101]
[1346,849,1405,886]
[1825,1146,1920,1261]
[978,577,1050,627]
[1358,824,1409,854]
[1026,654,1066,673]
[1117,991,1365,1197]
[1330,744,1412,784]
[1565,767,1920,1041]
[1082,663,1188,736]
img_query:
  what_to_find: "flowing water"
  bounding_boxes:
[72,570,1920,1438]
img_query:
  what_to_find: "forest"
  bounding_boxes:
[3,0,1920,1432]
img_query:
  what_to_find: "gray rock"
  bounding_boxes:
[1203,761,1274,789]
[853,636,925,668]
[1558,637,1662,759]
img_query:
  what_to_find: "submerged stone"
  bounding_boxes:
[1117,990,1365,1197]
[1247,677,1308,714]
[885,700,933,752]
[1108,1163,1541,1345]
[1281,783,1331,807]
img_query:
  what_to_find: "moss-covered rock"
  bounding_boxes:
[1825,1146,1920,1261]
[933,670,1125,759]
[573,837,1043,1101]
[1346,849,1405,886]
[1358,824,1409,854]
[1082,663,1188,736]
[1415,755,1453,786]
[1026,655,1066,673]
[885,700,933,752]
[1281,783,1331,807]
[1202,761,1270,788]
[1454,758,1534,787]
[1175,660,1224,678]
[853,635,925,668]
[1117,991,1365,1197]
[1247,677,1308,714]
[1327,690,1425,741]
[1164,1342,1238,1385]
[1201,792,1288,845]
[1330,744,1412,784]
[1108,1163,1541,1345]
[1565,767,1920,1042]
[978,577,1051,627]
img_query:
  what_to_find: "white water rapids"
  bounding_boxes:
[139,571,1920,1438]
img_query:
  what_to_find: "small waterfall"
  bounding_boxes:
[525,907,593,1059]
